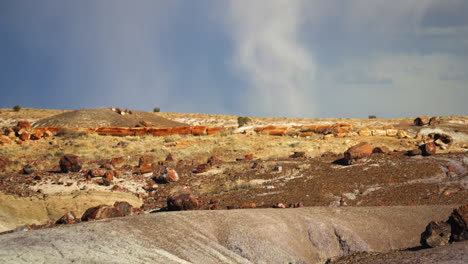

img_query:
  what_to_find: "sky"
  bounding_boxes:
[0,0,467,118]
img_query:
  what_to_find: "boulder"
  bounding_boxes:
[420,142,437,156]
[429,116,441,126]
[15,121,32,131]
[138,156,152,174]
[20,132,30,141]
[447,205,468,242]
[344,142,373,165]
[81,205,123,221]
[358,129,372,137]
[22,163,35,175]
[407,149,423,156]
[55,211,78,225]
[414,116,429,126]
[158,167,179,183]
[59,154,82,173]
[386,129,398,137]
[371,130,387,137]
[30,130,43,140]
[195,163,211,173]
[420,221,451,248]
[113,202,133,217]
[167,190,201,211]
[397,130,408,138]
[104,170,114,181]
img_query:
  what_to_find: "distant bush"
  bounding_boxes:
[237,116,252,127]
[368,115,377,119]
[153,107,161,113]
[55,128,88,139]
[12,105,21,112]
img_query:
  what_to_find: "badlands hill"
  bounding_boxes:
[32,108,187,128]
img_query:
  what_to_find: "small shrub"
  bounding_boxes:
[153,107,161,113]
[237,116,252,127]
[12,105,21,112]
[368,115,377,119]
[55,128,88,139]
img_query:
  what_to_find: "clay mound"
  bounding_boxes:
[0,206,459,263]
[32,108,187,128]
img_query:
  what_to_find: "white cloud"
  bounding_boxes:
[227,0,317,117]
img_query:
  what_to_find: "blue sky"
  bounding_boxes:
[0,0,467,118]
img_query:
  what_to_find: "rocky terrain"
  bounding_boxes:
[0,108,467,263]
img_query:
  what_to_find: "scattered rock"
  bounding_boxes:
[447,205,468,242]
[344,142,373,165]
[429,116,441,126]
[59,154,82,173]
[30,130,43,140]
[195,163,211,173]
[81,205,123,221]
[22,162,36,175]
[289,152,308,158]
[0,135,11,145]
[167,190,201,211]
[251,162,263,169]
[111,157,125,166]
[20,132,30,141]
[165,153,178,163]
[55,211,78,225]
[372,146,390,154]
[158,167,179,183]
[138,156,153,174]
[273,166,282,172]
[116,141,128,148]
[104,170,114,181]
[420,221,451,248]
[397,130,408,138]
[244,153,254,161]
[113,201,133,217]
[88,169,105,178]
[15,121,32,130]
[209,199,220,210]
[207,156,221,166]
[240,202,257,209]
[273,203,286,208]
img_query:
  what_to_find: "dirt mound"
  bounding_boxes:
[32,108,187,128]
[0,206,457,263]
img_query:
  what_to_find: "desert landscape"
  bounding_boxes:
[0,107,467,263]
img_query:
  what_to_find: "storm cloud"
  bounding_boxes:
[0,0,466,117]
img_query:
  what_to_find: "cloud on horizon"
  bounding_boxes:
[0,0,467,118]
